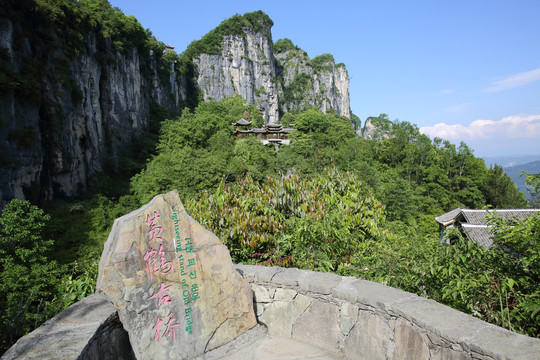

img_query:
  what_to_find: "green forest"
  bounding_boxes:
[1,0,540,353]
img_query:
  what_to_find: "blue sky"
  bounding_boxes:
[108,0,540,157]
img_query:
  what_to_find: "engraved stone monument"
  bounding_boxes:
[97,190,256,359]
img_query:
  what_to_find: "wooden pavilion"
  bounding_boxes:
[232,119,294,145]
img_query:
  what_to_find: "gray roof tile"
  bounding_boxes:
[436,208,539,248]
[233,118,252,126]
[460,224,493,248]
[435,207,463,225]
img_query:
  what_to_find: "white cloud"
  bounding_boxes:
[484,67,540,92]
[419,114,540,140]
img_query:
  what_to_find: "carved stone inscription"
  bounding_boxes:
[97,190,256,359]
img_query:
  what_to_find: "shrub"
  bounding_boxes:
[311,53,335,73]
[0,200,61,351]
[273,38,298,54]
[186,167,390,271]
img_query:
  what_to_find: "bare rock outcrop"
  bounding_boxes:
[275,48,350,119]
[0,7,183,204]
[194,28,279,124]
[0,294,134,360]
[192,19,351,124]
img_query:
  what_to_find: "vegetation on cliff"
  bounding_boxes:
[273,38,299,54]
[183,10,273,59]
[1,0,161,99]
[311,53,335,73]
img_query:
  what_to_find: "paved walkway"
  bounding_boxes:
[201,325,343,360]
[218,337,343,360]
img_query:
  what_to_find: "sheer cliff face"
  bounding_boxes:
[0,10,350,203]
[275,50,350,119]
[0,17,182,203]
[194,28,279,124]
[193,28,350,124]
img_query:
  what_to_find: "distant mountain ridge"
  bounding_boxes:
[503,160,540,197]
[483,154,540,168]
[480,154,540,199]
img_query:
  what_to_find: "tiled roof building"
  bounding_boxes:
[232,119,295,145]
[435,208,539,248]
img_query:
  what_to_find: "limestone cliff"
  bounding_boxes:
[191,18,350,123]
[361,117,378,139]
[274,41,350,119]
[361,115,393,140]
[0,3,184,203]
[0,7,351,204]
[194,27,279,124]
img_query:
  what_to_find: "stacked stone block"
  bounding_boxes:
[236,264,540,360]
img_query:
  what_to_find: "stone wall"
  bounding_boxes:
[236,264,540,360]
[4,265,540,359]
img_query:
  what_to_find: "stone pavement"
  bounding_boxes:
[201,325,343,360]
[220,338,343,360]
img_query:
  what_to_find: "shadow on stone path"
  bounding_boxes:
[202,325,343,360]
[218,337,343,360]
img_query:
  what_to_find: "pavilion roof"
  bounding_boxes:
[460,224,493,248]
[436,208,540,226]
[232,118,253,126]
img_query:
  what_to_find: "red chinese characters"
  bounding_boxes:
[144,210,180,342]
[148,282,173,306]
[152,313,181,343]
[146,211,164,241]
[143,243,173,280]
